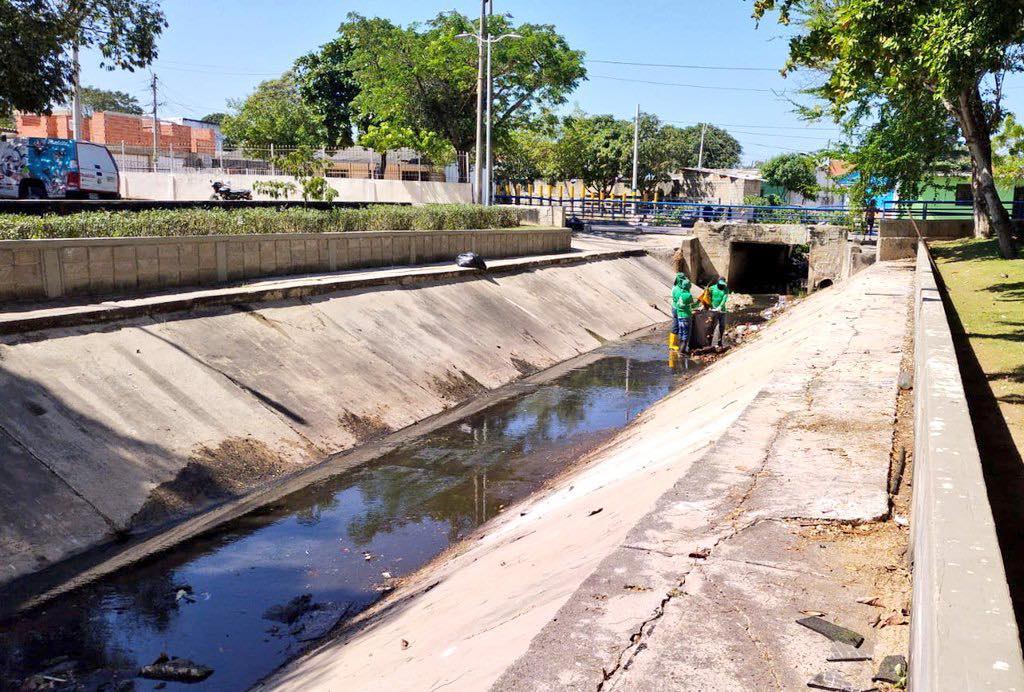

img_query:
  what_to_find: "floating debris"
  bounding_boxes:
[139,654,213,683]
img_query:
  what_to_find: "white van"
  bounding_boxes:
[0,136,121,199]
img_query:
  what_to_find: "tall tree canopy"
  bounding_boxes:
[293,35,360,148]
[543,113,743,196]
[754,0,1022,258]
[340,11,586,159]
[670,123,742,169]
[221,73,325,149]
[760,152,820,198]
[0,0,165,117]
[67,85,144,115]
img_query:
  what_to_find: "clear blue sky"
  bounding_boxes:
[77,0,1024,166]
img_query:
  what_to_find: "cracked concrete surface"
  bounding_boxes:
[264,260,913,692]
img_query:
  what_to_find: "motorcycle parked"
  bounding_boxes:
[210,180,252,201]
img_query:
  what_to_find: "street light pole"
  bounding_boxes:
[631,104,640,193]
[473,0,487,205]
[458,8,520,207]
[485,0,494,206]
[697,122,708,169]
[71,44,83,140]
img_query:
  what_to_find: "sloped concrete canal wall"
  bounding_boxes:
[0,253,672,588]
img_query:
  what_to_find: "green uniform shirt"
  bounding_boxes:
[709,284,730,312]
[673,286,696,318]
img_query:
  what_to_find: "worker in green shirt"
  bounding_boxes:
[671,273,696,352]
[709,278,730,352]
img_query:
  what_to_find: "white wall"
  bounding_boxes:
[120,172,473,205]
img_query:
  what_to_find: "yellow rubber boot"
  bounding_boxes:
[669,332,680,351]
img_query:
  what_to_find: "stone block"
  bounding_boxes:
[0,249,13,266]
[60,247,88,264]
[88,246,113,264]
[113,245,136,263]
[135,244,159,260]
[14,249,39,266]
[198,243,217,270]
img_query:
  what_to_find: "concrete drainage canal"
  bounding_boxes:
[0,298,781,691]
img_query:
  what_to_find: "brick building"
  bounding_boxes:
[15,111,218,154]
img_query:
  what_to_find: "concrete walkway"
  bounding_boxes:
[264,260,914,691]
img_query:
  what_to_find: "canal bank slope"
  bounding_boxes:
[265,259,914,692]
[0,252,674,590]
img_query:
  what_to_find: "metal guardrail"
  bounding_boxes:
[495,194,856,227]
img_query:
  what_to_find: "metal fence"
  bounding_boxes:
[495,193,857,227]
[881,199,1024,220]
[108,143,470,183]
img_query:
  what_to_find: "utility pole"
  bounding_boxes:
[473,0,488,205]
[71,44,83,140]
[631,104,640,193]
[150,73,159,172]
[697,122,708,169]
[485,0,494,206]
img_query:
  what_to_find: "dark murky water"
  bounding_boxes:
[0,301,776,692]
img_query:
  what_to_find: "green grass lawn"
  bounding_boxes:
[931,238,1024,454]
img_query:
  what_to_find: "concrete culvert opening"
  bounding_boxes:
[728,242,808,294]
[816,279,834,290]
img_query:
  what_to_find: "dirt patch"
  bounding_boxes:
[339,411,394,443]
[132,437,296,528]
[431,370,487,402]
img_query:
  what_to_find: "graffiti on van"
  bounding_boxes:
[28,138,75,197]
[0,137,77,198]
[0,139,28,198]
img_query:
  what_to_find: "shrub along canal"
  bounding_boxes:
[0,299,778,691]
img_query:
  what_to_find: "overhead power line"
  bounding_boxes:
[590,74,785,94]
[589,59,778,72]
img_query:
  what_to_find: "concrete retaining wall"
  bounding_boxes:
[877,218,1024,261]
[909,241,1024,689]
[878,219,975,261]
[0,227,570,303]
[120,171,473,204]
[0,253,674,590]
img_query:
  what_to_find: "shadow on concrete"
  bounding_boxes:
[933,268,1024,646]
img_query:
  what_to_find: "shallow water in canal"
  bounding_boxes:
[0,300,776,691]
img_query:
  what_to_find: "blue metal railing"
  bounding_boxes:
[494,194,856,227]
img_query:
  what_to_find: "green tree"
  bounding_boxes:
[221,73,325,150]
[68,85,144,115]
[359,121,454,178]
[754,0,1021,258]
[0,0,166,118]
[340,11,585,178]
[200,112,227,125]
[760,152,819,199]
[294,35,360,148]
[549,113,632,196]
[669,123,742,169]
[494,127,557,185]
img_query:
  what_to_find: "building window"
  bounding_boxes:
[954,183,973,206]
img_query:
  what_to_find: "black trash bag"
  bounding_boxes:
[456,252,488,270]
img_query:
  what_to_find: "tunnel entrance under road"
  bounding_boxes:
[728,241,808,294]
